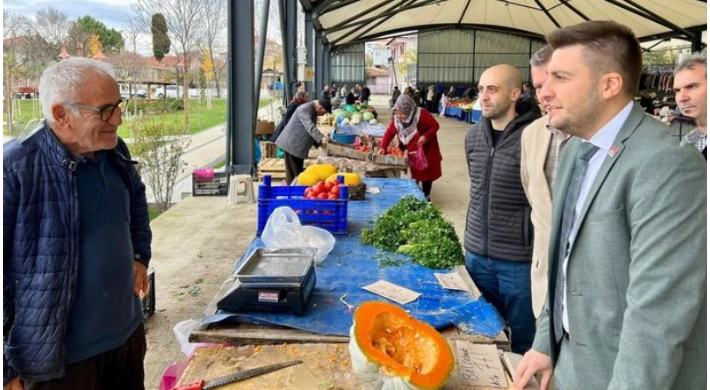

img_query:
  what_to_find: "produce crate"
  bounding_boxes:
[192,170,229,196]
[322,140,371,161]
[257,175,349,235]
[255,120,275,135]
[258,158,286,181]
[371,153,408,167]
[142,268,156,321]
[259,141,277,159]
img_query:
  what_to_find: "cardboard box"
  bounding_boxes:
[371,153,408,167]
[255,120,275,135]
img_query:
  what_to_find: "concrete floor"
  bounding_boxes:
[142,95,474,388]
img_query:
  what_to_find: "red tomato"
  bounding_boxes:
[328,193,338,200]
[304,187,312,197]
[317,193,328,200]
[330,185,340,195]
[324,181,334,191]
[314,181,326,193]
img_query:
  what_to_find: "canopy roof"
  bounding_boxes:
[303,0,707,47]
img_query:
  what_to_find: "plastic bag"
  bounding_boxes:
[261,206,335,264]
[173,319,213,357]
[408,143,429,171]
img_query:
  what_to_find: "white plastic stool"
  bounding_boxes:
[228,174,256,204]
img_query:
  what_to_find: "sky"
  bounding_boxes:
[3,0,137,31]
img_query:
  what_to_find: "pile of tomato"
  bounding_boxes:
[353,144,371,152]
[384,145,405,157]
[303,180,343,200]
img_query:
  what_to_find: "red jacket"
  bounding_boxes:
[382,108,442,182]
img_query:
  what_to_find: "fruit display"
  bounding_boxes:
[303,180,343,200]
[349,301,455,390]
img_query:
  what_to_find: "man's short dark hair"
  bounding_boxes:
[318,98,332,113]
[530,45,553,67]
[546,21,642,97]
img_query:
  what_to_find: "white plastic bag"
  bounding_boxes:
[261,206,335,264]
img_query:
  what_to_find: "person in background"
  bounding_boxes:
[275,98,332,184]
[673,52,707,159]
[412,86,423,107]
[389,86,401,108]
[464,64,541,354]
[360,85,371,104]
[340,84,348,98]
[343,91,358,112]
[330,83,337,98]
[426,85,436,113]
[514,21,706,390]
[271,91,310,143]
[320,85,331,100]
[4,57,151,390]
[520,45,573,323]
[403,86,414,96]
[446,86,457,98]
[379,94,442,201]
[522,82,536,101]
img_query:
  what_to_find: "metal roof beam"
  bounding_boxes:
[313,0,339,14]
[458,0,473,25]
[533,0,561,28]
[321,0,362,14]
[558,0,591,21]
[319,0,391,34]
[612,0,698,40]
[325,0,442,35]
[347,0,420,44]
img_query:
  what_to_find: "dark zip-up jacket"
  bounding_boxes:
[464,110,541,261]
[3,122,152,384]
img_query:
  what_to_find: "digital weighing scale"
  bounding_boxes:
[217,247,317,314]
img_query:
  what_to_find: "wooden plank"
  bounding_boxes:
[177,343,514,390]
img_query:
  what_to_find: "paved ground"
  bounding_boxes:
[141,94,474,388]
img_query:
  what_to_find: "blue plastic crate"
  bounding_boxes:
[257,175,349,235]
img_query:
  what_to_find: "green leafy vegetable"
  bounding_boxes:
[361,196,464,269]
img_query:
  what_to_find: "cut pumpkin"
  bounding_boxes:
[349,301,454,390]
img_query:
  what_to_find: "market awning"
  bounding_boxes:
[305,0,707,47]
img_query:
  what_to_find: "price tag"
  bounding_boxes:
[362,280,420,304]
[365,187,381,194]
[455,341,508,388]
[434,272,468,291]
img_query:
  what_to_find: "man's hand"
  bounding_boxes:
[514,349,553,390]
[134,261,148,298]
[4,377,23,390]
[417,135,427,145]
[377,148,385,155]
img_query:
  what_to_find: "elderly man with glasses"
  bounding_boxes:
[3,57,152,390]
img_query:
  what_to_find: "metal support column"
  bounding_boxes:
[280,0,298,104]
[323,44,331,89]
[304,11,315,99]
[254,0,270,125]
[315,29,325,97]
[227,0,255,175]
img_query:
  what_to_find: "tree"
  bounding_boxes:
[133,0,205,133]
[396,48,417,84]
[151,13,170,62]
[201,49,214,108]
[198,0,227,98]
[71,16,124,53]
[365,53,374,68]
[128,116,191,212]
[117,17,149,116]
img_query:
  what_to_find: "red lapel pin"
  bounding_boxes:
[609,146,618,157]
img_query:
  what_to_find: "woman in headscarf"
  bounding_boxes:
[379,94,443,201]
[271,91,310,142]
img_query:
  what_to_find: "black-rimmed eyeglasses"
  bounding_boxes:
[65,99,127,122]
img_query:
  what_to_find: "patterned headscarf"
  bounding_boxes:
[291,91,310,104]
[393,94,421,145]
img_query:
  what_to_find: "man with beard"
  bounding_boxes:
[514,21,706,390]
[464,64,541,354]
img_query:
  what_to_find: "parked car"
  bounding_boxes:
[153,85,200,99]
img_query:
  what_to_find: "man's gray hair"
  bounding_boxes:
[39,57,116,123]
[674,52,707,76]
[530,45,553,67]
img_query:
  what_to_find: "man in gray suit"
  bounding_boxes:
[514,21,706,390]
[275,98,332,184]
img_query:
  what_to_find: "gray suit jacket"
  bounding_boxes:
[532,103,707,389]
[274,102,324,159]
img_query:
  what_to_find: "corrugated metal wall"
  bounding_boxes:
[330,43,366,87]
[418,30,545,86]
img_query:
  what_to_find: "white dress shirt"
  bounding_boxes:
[562,101,634,332]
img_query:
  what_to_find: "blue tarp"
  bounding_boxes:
[201,178,504,338]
